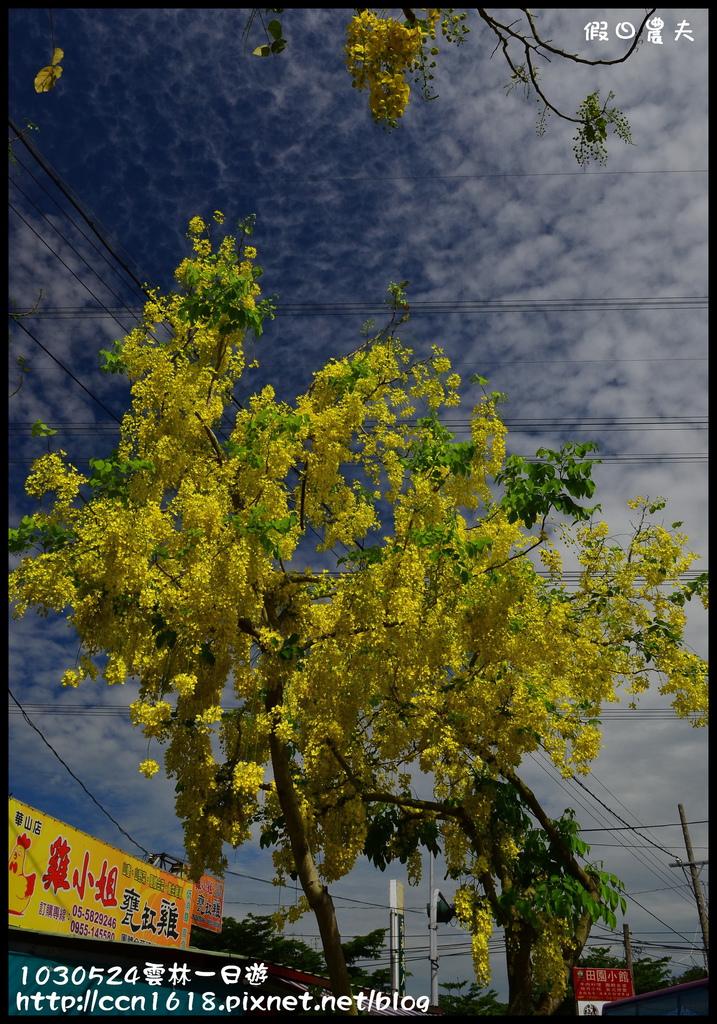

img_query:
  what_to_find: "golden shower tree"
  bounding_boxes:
[10,214,707,1013]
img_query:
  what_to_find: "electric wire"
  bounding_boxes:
[7,415,708,470]
[9,202,139,335]
[10,150,149,304]
[10,319,123,422]
[8,687,150,857]
[529,753,703,921]
[531,759,692,915]
[568,773,682,859]
[10,172,146,325]
[73,168,708,186]
[8,116,157,297]
[534,753,697,899]
[579,822,707,833]
[14,296,709,317]
[8,703,707,722]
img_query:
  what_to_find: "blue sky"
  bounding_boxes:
[8,8,707,1001]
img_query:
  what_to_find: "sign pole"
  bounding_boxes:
[390,880,406,997]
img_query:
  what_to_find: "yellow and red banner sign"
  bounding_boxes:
[9,799,194,948]
[189,871,224,934]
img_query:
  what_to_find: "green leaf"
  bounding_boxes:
[199,643,216,666]
[496,442,601,528]
[9,515,39,553]
[34,60,64,93]
[155,629,178,650]
[31,420,56,437]
[99,339,127,375]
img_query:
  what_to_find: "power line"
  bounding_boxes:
[529,753,701,922]
[9,173,145,325]
[10,320,123,422]
[8,703,707,722]
[10,150,149,305]
[8,687,150,857]
[568,775,690,858]
[15,296,708,319]
[9,202,138,334]
[580,822,708,831]
[73,168,708,186]
[8,117,157,297]
[8,417,706,431]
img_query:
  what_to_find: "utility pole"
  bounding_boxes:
[390,880,406,996]
[669,804,709,968]
[623,923,634,975]
[428,858,438,1006]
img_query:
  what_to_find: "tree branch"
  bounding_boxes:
[194,412,227,465]
[477,9,656,127]
[500,767,599,894]
[523,8,656,68]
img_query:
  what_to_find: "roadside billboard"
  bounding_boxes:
[189,872,224,934]
[574,967,634,1016]
[9,798,194,948]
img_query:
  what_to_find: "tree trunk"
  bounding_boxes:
[505,915,536,1015]
[534,909,594,1015]
[268,724,357,1014]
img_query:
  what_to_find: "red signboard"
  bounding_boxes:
[573,967,634,1001]
[189,872,224,934]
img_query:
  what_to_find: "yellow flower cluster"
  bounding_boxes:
[130,699,173,739]
[270,897,311,933]
[345,11,423,127]
[24,451,83,502]
[454,886,493,986]
[532,916,571,1000]
[171,673,197,697]
[344,10,468,128]
[231,760,264,798]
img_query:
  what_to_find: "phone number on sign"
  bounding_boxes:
[69,919,115,940]
[69,903,116,939]
[72,904,117,927]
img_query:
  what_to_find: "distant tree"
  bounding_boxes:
[439,979,508,1015]
[247,8,656,164]
[191,913,390,990]
[9,214,707,1013]
[579,946,673,995]
[190,913,325,975]
[670,964,709,987]
[341,927,390,990]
